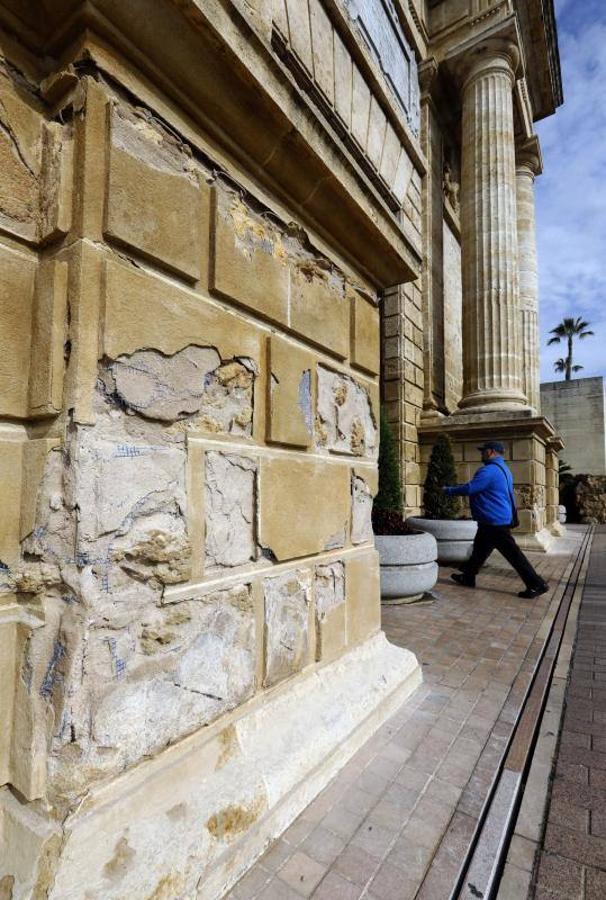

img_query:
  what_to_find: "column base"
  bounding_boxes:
[1,633,421,900]
[515,527,554,553]
[419,414,561,554]
[454,391,531,415]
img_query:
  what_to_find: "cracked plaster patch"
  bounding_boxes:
[351,475,373,544]
[60,585,255,783]
[315,562,345,619]
[205,452,257,568]
[101,345,255,435]
[316,366,377,458]
[263,570,310,687]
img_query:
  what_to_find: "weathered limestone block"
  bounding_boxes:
[205,452,257,568]
[259,457,350,560]
[267,336,313,447]
[0,245,36,418]
[28,260,69,418]
[315,562,346,662]
[105,106,205,280]
[263,570,310,686]
[351,474,373,544]
[346,551,381,647]
[289,266,349,359]
[0,441,24,568]
[103,346,255,435]
[211,187,289,326]
[82,585,256,780]
[102,260,263,402]
[316,366,377,458]
[0,76,42,240]
[351,292,380,375]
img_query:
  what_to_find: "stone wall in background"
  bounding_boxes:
[540,377,606,477]
[575,476,606,524]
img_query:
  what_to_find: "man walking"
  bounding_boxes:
[443,441,549,599]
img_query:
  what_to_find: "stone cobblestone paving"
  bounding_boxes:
[532,526,606,900]
[226,529,586,900]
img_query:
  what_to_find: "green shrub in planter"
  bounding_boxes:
[423,434,461,520]
[373,409,415,536]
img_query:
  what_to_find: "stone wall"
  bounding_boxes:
[382,280,425,516]
[541,377,606,476]
[575,477,606,524]
[0,16,422,893]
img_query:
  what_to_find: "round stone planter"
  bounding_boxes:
[406,517,477,564]
[374,531,438,605]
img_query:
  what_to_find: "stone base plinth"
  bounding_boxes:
[515,527,554,553]
[419,412,561,553]
[1,634,421,900]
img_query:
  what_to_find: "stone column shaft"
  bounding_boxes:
[458,47,528,412]
[516,154,541,413]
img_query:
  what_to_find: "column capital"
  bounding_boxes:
[516,135,543,178]
[459,39,520,94]
[418,57,439,100]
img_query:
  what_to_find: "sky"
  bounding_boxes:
[535,0,606,383]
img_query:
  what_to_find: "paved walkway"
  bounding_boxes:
[227,528,586,900]
[532,526,606,899]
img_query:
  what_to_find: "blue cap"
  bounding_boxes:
[477,440,505,454]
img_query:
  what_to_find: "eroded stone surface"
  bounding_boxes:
[264,570,310,687]
[205,452,257,568]
[316,366,377,458]
[315,562,346,662]
[102,346,255,435]
[351,475,373,544]
[46,585,255,794]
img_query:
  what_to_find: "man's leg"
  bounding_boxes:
[492,527,546,589]
[461,525,496,579]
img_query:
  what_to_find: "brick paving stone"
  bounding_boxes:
[312,871,361,900]
[534,851,584,899]
[277,851,327,897]
[532,528,606,900]
[367,860,409,900]
[300,826,346,867]
[332,845,379,885]
[585,866,606,900]
[256,879,303,900]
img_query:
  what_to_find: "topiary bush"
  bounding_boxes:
[423,434,461,520]
[372,409,415,535]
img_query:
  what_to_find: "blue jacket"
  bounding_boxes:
[444,457,515,526]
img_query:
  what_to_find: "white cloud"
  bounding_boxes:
[535,4,606,383]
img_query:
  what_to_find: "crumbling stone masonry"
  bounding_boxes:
[0,2,422,897]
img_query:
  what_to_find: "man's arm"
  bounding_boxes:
[444,465,493,497]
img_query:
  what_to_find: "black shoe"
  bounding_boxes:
[518,583,549,599]
[451,573,476,589]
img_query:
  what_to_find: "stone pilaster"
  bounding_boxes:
[457,44,529,413]
[516,138,542,414]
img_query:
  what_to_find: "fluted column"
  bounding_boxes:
[516,140,542,413]
[457,44,529,413]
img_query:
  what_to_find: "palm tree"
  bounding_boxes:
[553,357,583,377]
[548,317,594,380]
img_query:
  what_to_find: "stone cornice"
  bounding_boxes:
[0,0,423,288]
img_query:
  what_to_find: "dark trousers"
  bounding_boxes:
[462,524,544,589]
